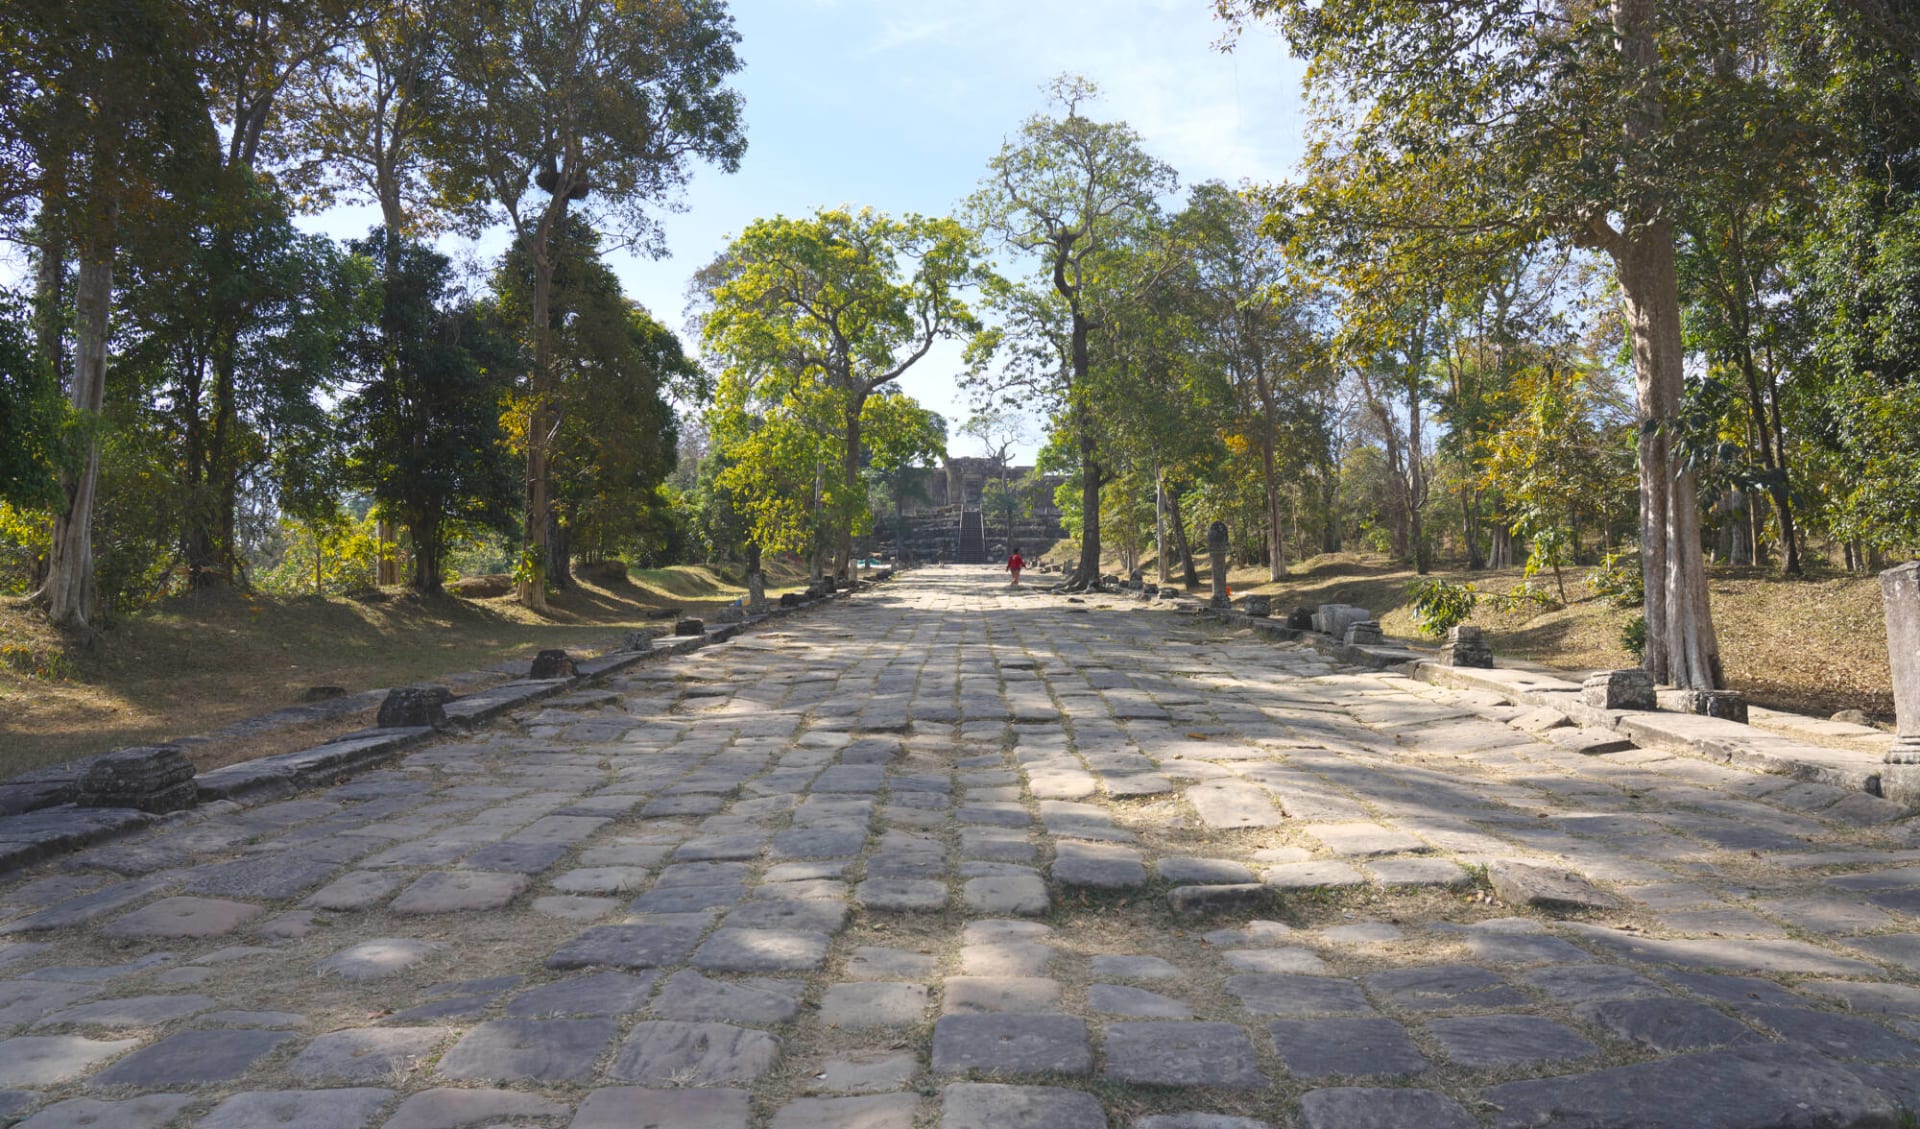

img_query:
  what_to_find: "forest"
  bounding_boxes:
[2,0,1918,710]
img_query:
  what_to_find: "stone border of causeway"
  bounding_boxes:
[0,569,898,878]
[1181,599,1907,811]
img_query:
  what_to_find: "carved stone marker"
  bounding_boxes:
[77,746,197,813]
[673,618,706,637]
[1880,563,1920,806]
[378,686,452,729]
[1244,595,1271,618]
[747,571,766,614]
[1206,522,1231,609]
[1583,669,1656,711]
[1344,621,1384,646]
[530,650,576,679]
[619,631,652,653]
[1443,625,1493,668]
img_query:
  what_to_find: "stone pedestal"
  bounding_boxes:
[1583,670,1655,711]
[378,687,452,728]
[1881,563,1920,805]
[1443,625,1493,668]
[1207,522,1231,609]
[530,650,576,679]
[77,746,197,813]
[1344,621,1383,646]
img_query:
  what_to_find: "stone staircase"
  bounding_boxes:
[955,509,988,564]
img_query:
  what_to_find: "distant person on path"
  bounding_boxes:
[1006,547,1025,586]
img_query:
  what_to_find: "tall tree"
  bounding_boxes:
[1216,0,1806,689]
[339,233,516,591]
[698,208,988,580]
[436,0,745,609]
[967,76,1177,590]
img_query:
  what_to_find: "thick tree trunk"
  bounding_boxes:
[1066,311,1102,590]
[1407,381,1428,574]
[1615,225,1723,689]
[410,510,443,592]
[1463,487,1486,570]
[835,402,862,582]
[33,216,66,388]
[44,254,113,631]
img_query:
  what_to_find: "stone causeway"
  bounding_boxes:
[0,565,1915,1127]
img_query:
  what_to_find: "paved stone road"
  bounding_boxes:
[3,566,1920,1127]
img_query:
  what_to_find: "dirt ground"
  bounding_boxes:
[1038,547,1895,725]
[0,561,809,774]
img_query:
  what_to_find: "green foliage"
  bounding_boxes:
[1489,581,1558,616]
[1586,548,1645,609]
[0,293,64,511]
[341,231,517,590]
[1407,577,1476,639]
[255,509,383,595]
[1622,615,1649,661]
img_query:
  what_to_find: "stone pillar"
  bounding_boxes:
[1207,521,1230,609]
[1443,625,1494,668]
[747,571,766,615]
[1881,563,1920,805]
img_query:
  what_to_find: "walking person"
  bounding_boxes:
[1006,547,1025,587]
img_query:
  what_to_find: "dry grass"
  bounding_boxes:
[0,561,807,775]
[1087,549,1893,724]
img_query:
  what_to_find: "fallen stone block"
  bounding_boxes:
[1583,669,1655,711]
[1167,884,1273,916]
[1487,861,1619,913]
[377,686,451,728]
[530,650,576,679]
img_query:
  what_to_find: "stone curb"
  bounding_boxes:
[0,571,897,878]
[1198,605,1902,810]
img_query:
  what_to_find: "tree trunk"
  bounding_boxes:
[1167,483,1200,589]
[32,214,66,389]
[1407,380,1428,574]
[43,253,113,631]
[1614,225,1723,690]
[1155,469,1170,583]
[835,400,862,582]
[410,509,443,592]
[1259,427,1287,581]
[1463,487,1486,570]
[1066,310,1102,590]
[518,244,555,611]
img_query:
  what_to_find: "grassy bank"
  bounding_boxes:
[1,561,805,775]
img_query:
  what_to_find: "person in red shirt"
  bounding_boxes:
[1006,548,1025,586]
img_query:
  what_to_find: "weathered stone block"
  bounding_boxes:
[674,618,706,637]
[529,649,575,679]
[618,631,652,653]
[1582,669,1656,711]
[1674,689,1748,723]
[75,746,197,814]
[1442,625,1494,668]
[1288,606,1314,629]
[780,592,802,608]
[1344,621,1384,646]
[1883,562,1920,773]
[1314,604,1371,637]
[1244,595,1271,618]
[378,687,451,729]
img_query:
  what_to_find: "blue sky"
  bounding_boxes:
[322,2,1314,461]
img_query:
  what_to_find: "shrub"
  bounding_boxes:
[1586,548,1644,608]
[1407,577,1478,639]
[1489,580,1558,615]
[1621,614,1648,660]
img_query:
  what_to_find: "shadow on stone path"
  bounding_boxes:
[0,565,1916,1127]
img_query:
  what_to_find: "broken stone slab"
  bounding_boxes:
[1168,884,1274,916]
[1486,862,1620,913]
[377,687,452,729]
[1583,669,1655,711]
[1547,727,1638,755]
[528,649,576,679]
